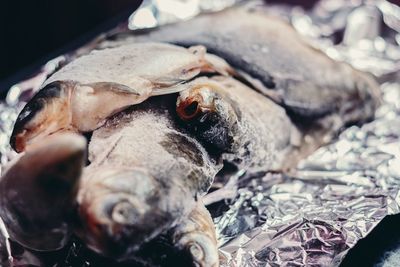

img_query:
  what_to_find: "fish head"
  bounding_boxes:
[77,167,187,260]
[10,81,74,153]
[176,80,241,153]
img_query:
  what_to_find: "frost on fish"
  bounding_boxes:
[76,95,221,260]
[87,96,220,195]
[10,43,233,153]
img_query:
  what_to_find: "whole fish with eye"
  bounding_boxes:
[10,43,233,153]
[79,95,222,265]
[0,71,297,266]
[0,75,299,267]
[0,43,229,267]
[0,3,381,267]
[0,74,377,267]
[100,3,381,176]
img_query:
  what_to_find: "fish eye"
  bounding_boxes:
[177,98,203,121]
[111,200,138,224]
[183,101,200,118]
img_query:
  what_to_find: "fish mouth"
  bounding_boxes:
[10,81,74,153]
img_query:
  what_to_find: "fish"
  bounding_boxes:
[77,95,221,264]
[2,95,222,266]
[104,4,380,128]
[10,43,233,153]
[2,72,313,263]
[176,76,301,171]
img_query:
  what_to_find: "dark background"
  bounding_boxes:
[0,0,143,93]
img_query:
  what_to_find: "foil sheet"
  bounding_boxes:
[1,0,400,266]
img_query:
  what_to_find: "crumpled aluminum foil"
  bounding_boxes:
[214,1,400,266]
[1,0,400,266]
[128,0,244,30]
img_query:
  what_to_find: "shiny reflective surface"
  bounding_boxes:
[213,1,400,266]
[1,0,400,266]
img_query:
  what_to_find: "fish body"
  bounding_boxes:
[106,5,380,125]
[77,96,221,260]
[10,43,232,152]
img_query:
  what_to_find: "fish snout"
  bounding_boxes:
[177,85,239,152]
[78,168,179,260]
[10,81,74,153]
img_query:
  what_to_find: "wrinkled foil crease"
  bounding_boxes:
[1,0,400,266]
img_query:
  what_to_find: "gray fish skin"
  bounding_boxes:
[78,96,221,260]
[88,96,220,195]
[104,5,380,125]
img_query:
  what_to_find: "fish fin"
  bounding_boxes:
[151,83,188,96]
[0,133,86,251]
[203,53,235,76]
[86,82,141,95]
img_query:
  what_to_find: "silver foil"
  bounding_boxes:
[1,0,400,266]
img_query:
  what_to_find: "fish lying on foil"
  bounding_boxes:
[0,75,296,266]
[0,4,381,267]
[106,4,380,127]
[10,42,233,153]
[79,96,221,264]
